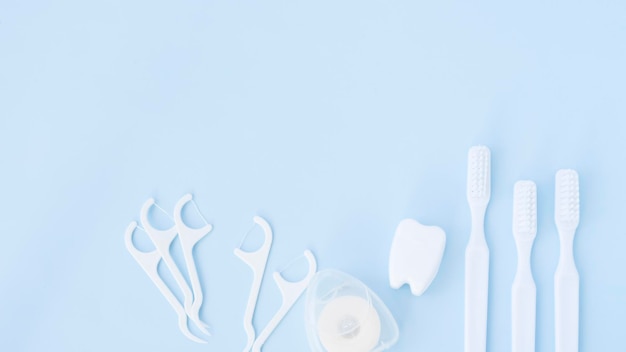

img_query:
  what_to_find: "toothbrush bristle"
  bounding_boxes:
[513,181,537,239]
[467,146,491,202]
[555,169,580,229]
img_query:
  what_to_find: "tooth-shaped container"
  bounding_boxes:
[304,269,399,352]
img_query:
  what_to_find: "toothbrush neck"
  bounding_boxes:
[557,227,577,267]
[470,206,487,235]
[515,238,534,275]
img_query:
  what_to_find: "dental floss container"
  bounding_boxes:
[304,269,399,352]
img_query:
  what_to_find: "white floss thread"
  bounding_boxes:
[317,296,381,352]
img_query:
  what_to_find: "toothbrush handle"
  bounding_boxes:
[465,243,489,352]
[555,269,579,352]
[512,278,536,352]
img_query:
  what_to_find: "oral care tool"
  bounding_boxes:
[140,198,211,336]
[235,216,273,352]
[554,169,580,352]
[251,250,317,352]
[173,194,212,330]
[305,269,399,352]
[124,222,207,344]
[512,181,537,352]
[465,145,491,352]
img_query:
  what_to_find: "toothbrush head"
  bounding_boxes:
[467,146,491,205]
[555,169,580,231]
[513,180,537,240]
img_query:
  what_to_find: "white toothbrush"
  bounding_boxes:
[465,145,491,352]
[512,181,537,352]
[554,169,580,352]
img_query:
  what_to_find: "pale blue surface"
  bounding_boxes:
[1,1,625,351]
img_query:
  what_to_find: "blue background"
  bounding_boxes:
[1,0,625,351]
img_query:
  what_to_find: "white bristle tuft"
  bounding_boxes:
[513,180,537,239]
[467,146,491,203]
[555,169,580,229]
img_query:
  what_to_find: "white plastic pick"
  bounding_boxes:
[124,222,207,344]
[251,250,317,352]
[173,194,212,330]
[140,198,210,336]
[234,216,273,352]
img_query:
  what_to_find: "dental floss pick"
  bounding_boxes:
[512,181,537,352]
[465,145,491,352]
[554,170,580,352]
[125,222,207,343]
[173,194,212,332]
[235,216,273,352]
[251,250,317,352]
[140,198,212,337]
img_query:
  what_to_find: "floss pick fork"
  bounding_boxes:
[251,250,317,352]
[125,222,207,343]
[140,198,211,336]
[554,170,580,352]
[512,181,537,352]
[465,145,491,352]
[174,194,212,331]
[235,216,273,352]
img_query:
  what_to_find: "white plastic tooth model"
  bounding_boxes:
[389,219,446,296]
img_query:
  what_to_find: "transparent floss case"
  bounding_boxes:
[304,269,399,352]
